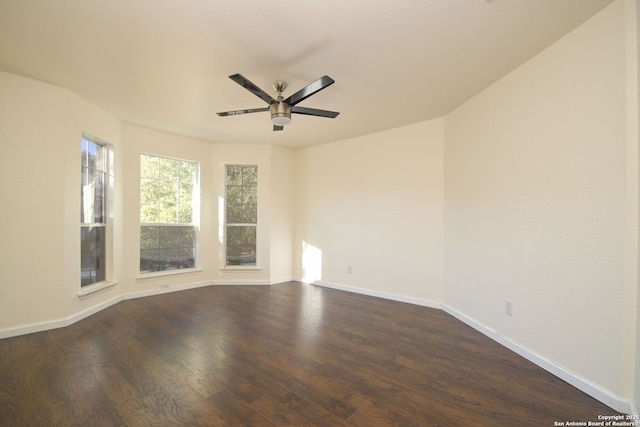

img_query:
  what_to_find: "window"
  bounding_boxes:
[139,154,198,274]
[81,137,110,287]
[225,165,258,266]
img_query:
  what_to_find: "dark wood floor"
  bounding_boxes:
[0,282,620,426]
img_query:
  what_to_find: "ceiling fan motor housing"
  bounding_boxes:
[270,101,291,126]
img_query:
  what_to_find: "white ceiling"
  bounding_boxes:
[0,0,613,149]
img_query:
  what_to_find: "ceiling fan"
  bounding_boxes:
[217,74,340,131]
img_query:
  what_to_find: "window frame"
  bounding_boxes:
[224,164,258,268]
[80,135,114,294]
[138,153,200,277]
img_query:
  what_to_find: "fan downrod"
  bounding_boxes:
[273,80,287,94]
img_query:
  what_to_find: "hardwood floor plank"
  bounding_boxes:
[205,389,276,426]
[0,282,623,426]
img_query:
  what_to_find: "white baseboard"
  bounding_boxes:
[0,281,334,338]
[313,280,631,414]
[0,294,123,340]
[124,280,216,300]
[0,279,276,338]
[1,279,636,415]
[209,279,273,286]
[270,276,294,285]
[124,278,286,300]
[442,304,634,414]
[313,280,442,309]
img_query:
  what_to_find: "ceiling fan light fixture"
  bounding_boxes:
[271,114,291,126]
[270,102,291,126]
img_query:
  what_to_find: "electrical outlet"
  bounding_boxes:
[505,300,514,316]
[347,265,352,274]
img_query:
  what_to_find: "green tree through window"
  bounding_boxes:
[140,154,198,273]
[225,165,257,266]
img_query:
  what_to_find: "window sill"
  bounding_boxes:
[78,281,118,299]
[220,266,261,271]
[137,268,202,281]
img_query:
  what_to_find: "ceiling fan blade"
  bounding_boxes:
[273,125,284,131]
[291,106,340,118]
[284,75,335,107]
[216,107,269,117]
[228,74,276,105]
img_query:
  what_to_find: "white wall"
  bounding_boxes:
[444,0,633,408]
[0,71,122,334]
[0,0,638,413]
[208,142,282,284]
[270,145,294,284]
[0,87,295,333]
[631,0,640,416]
[121,123,215,294]
[294,119,445,303]
[120,124,294,294]
[64,91,123,317]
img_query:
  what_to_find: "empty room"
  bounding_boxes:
[1,0,639,425]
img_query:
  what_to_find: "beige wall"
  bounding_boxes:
[270,145,294,284]
[0,81,295,332]
[208,141,278,284]
[121,125,294,294]
[0,71,122,333]
[444,0,633,407]
[631,0,640,416]
[0,0,638,414]
[293,119,445,303]
[120,123,215,295]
